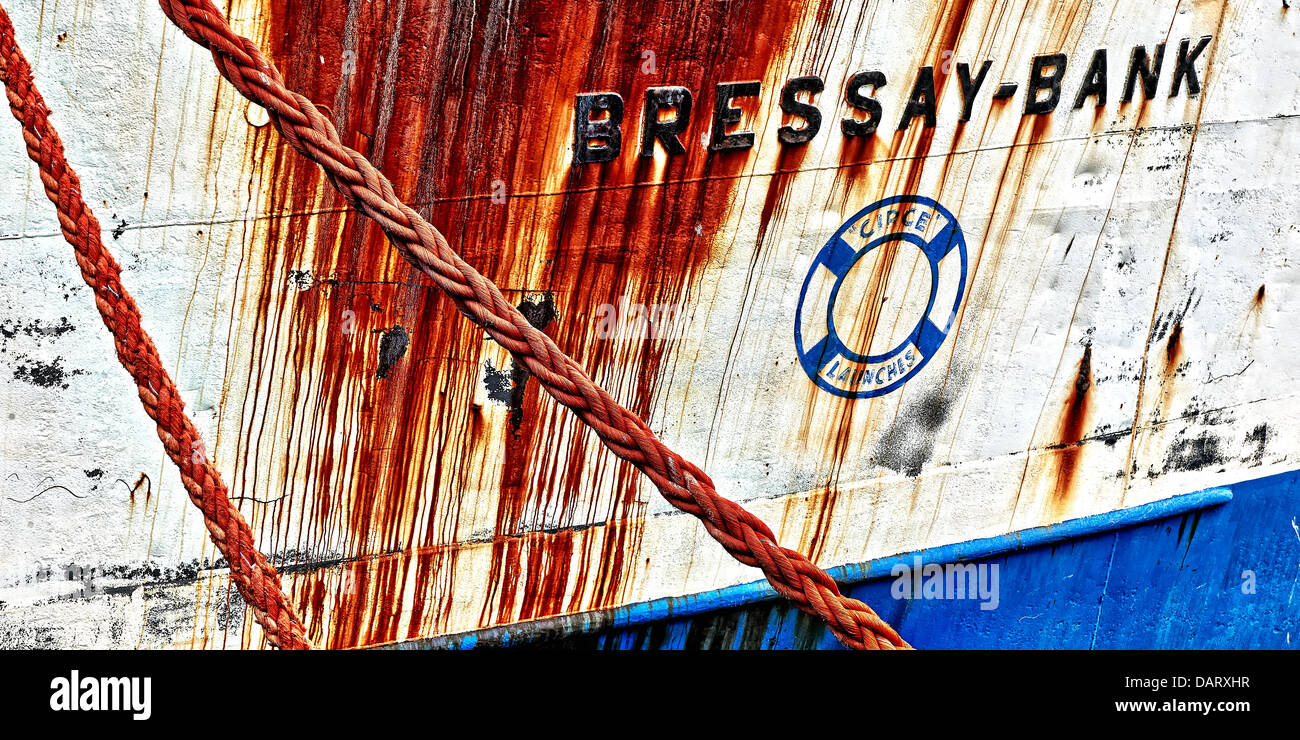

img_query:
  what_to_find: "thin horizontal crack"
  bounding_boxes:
[1,114,1293,244]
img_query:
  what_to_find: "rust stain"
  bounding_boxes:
[214,0,816,647]
[1152,318,1186,425]
[1048,344,1093,517]
[754,145,810,264]
[796,486,840,563]
[1164,320,1184,369]
[1238,283,1267,343]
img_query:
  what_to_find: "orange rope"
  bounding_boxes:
[158,0,909,649]
[0,5,311,649]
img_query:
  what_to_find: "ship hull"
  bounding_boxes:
[1,0,1297,649]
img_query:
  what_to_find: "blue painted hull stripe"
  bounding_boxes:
[388,487,1232,650]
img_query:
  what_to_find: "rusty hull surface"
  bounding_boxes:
[0,0,1297,648]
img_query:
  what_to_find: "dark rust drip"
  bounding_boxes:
[1050,345,1093,516]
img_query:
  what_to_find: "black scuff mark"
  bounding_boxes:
[482,293,556,435]
[1180,396,1235,426]
[872,391,953,477]
[11,355,84,389]
[1163,431,1226,474]
[374,324,410,379]
[1093,425,1129,447]
[1151,290,1199,344]
[1114,243,1136,273]
[1180,511,1203,568]
[0,316,76,349]
[1241,423,1272,467]
[111,218,127,240]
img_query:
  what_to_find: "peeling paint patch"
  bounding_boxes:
[483,362,515,405]
[483,293,556,434]
[517,293,556,333]
[288,269,314,291]
[375,325,410,380]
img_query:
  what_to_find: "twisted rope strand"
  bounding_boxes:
[158,1,908,649]
[0,5,311,649]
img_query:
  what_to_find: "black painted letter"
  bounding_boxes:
[573,93,623,165]
[842,70,886,137]
[1024,53,1067,115]
[957,60,993,122]
[1122,43,1166,103]
[778,75,824,145]
[1170,36,1212,97]
[897,66,937,131]
[639,86,693,158]
[1072,49,1108,109]
[710,81,761,151]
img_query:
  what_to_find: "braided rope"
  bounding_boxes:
[158,1,908,649]
[0,5,311,649]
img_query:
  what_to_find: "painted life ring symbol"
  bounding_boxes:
[794,195,968,399]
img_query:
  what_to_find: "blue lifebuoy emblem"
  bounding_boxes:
[795,195,967,399]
